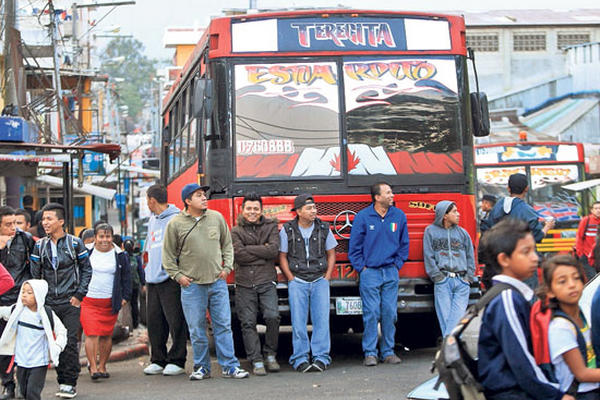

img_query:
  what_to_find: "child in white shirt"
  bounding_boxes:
[0,280,67,400]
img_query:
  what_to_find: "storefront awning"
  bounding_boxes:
[36,175,116,200]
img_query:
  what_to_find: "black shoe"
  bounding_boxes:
[311,360,328,372]
[295,361,312,373]
[0,385,15,400]
[99,372,110,379]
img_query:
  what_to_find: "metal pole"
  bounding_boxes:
[49,0,68,144]
[71,3,79,68]
[62,161,74,233]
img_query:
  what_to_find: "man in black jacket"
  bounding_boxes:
[231,193,280,376]
[31,203,92,399]
[0,206,35,399]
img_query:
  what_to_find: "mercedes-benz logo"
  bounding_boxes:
[334,210,356,239]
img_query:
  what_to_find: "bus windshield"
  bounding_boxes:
[233,56,464,183]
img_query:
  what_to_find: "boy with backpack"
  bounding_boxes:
[476,219,572,400]
[30,203,92,399]
[0,280,67,400]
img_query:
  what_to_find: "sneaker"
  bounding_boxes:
[143,363,164,375]
[364,355,378,367]
[311,360,328,372]
[55,385,76,399]
[222,366,249,379]
[189,366,211,381]
[295,361,312,373]
[383,354,402,364]
[252,361,267,376]
[265,355,280,372]
[162,364,185,376]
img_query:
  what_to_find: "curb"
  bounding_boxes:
[79,343,149,366]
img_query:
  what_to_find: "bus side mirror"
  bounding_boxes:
[193,78,214,119]
[471,92,490,137]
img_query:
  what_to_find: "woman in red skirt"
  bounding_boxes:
[81,223,131,379]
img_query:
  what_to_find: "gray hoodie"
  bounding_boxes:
[423,200,475,283]
[145,204,180,284]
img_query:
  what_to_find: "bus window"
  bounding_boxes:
[476,166,525,200]
[182,125,190,164]
[343,57,462,183]
[188,118,197,163]
[530,164,581,227]
[234,62,341,179]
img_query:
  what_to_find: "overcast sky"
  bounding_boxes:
[98,0,599,61]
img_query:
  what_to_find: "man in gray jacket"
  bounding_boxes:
[423,200,475,337]
[143,184,187,377]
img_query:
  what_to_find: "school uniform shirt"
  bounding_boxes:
[477,275,563,400]
[549,317,600,393]
[87,248,117,299]
[15,307,49,368]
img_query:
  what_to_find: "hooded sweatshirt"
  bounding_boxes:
[145,204,180,284]
[0,279,67,367]
[423,200,476,283]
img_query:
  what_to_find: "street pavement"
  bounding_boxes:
[41,331,437,400]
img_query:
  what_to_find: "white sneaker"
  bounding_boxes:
[189,366,210,380]
[222,366,249,379]
[55,384,76,398]
[162,364,185,376]
[143,363,164,375]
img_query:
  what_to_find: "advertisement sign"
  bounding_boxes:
[475,144,581,165]
[231,17,451,53]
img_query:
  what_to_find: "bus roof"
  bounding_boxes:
[163,9,466,112]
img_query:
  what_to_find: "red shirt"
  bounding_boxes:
[576,214,600,260]
[0,263,15,296]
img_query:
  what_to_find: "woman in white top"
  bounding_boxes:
[80,223,131,380]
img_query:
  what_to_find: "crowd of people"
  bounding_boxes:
[0,173,598,399]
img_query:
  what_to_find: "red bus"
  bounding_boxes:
[474,141,587,254]
[161,9,489,347]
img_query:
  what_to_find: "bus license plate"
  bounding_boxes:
[336,297,362,315]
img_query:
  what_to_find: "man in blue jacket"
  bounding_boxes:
[349,182,409,367]
[480,173,553,242]
[480,173,554,288]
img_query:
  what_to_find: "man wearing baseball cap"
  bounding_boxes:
[162,183,249,380]
[279,194,337,373]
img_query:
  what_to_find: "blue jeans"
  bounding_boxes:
[433,276,470,337]
[359,266,398,359]
[288,277,331,368]
[180,279,239,371]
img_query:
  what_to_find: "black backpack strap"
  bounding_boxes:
[177,219,201,264]
[473,282,513,313]
[44,305,55,331]
[552,310,587,396]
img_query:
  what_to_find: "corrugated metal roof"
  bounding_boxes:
[463,9,600,27]
[522,97,599,136]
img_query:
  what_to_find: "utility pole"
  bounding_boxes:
[2,0,22,209]
[48,0,67,144]
[2,0,18,111]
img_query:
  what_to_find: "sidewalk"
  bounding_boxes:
[79,327,149,366]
